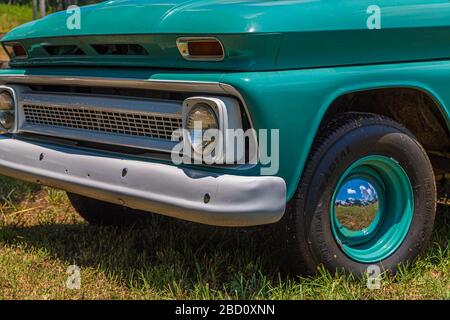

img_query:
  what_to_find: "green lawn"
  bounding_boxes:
[0,4,33,34]
[0,176,448,299]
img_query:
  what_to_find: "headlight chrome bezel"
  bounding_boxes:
[182,96,243,164]
[0,86,18,133]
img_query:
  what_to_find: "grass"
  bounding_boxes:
[0,4,33,34]
[0,176,448,300]
[335,203,378,231]
[0,4,34,63]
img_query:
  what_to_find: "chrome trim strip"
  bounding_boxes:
[0,75,228,94]
[21,92,182,116]
[20,123,180,152]
[0,74,255,129]
[0,74,258,158]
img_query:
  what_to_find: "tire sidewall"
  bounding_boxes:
[303,122,436,275]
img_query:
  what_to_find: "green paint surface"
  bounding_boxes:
[0,0,450,201]
[4,1,450,70]
[1,60,449,200]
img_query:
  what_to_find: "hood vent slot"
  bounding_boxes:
[91,44,148,55]
[43,45,85,56]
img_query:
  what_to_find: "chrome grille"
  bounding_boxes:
[22,104,182,140]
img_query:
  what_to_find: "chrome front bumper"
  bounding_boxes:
[0,137,286,226]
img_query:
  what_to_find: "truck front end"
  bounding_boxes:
[2,0,448,276]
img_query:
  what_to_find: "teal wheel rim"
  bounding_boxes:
[330,155,414,263]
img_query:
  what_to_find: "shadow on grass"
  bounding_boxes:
[0,176,41,209]
[0,200,448,297]
[0,212,284,296]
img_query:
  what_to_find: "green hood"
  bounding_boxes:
[3,0,450,70]
[0,0,395,38]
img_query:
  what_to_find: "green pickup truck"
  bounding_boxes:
[0,0,449,276]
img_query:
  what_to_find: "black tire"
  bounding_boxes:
[67,192,153,226]
[281,112,436,276]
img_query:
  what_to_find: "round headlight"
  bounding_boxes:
[0,91,15,130]
[0,112,14,129]
[186,103,218,155]
[0,91,14,110]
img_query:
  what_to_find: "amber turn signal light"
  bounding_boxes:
[3,42,28,59]
[176,37,224,61]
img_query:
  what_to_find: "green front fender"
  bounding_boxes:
[1,60,449,201]
[222,61,450,200]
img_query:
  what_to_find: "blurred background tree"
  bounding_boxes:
[1,0,104,33]
[1,0,103,13]
[0,0,103,29]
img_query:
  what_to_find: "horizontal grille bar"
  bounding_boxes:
[23,104,182,140]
